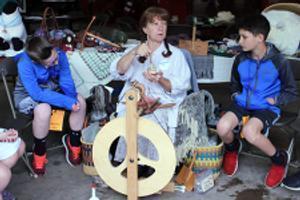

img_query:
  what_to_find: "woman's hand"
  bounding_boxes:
[136,43,151,58]
[0,129,18,143]
[117,43,151,75]
[143,70,163,83]
[143,70,171,92]
[72,102,80,112]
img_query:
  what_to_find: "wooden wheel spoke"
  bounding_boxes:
[137,153,159,168]
[113,160,127,175]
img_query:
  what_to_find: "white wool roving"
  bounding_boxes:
[262,10,300,55]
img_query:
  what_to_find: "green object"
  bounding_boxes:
[98,27,128,44]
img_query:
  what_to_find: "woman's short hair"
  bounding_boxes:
[26,36,53,63]
[139,7,169,28]
[137,7,172,63]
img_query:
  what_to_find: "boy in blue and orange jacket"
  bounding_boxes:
[216,14,298,188]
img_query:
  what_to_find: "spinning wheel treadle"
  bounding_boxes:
[93,117,176,197]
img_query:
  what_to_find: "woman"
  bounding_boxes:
[0,129,25,200]
[110,7,191,170]
[13,37,86,175]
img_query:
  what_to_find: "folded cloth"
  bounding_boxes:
[193,55,214,79]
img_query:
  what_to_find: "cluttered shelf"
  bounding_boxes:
[66,45,236,99]
[167,23,233,41]
[23,13,88,34]
[194,54,234,83]
[67,44,300,98]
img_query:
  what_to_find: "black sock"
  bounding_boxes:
[225,138,240,152]
[70,130,81,147]
[34,137,47,156]
[271,150,288,166]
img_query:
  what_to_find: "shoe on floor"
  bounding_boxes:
[32,153,47,175]
[281,171,300,191]
[222,150,239,176]
[265,150,289,188]
[222,140,242,176]
[62,134,82,167]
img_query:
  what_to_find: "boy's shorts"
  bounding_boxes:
[16,96,38,115]
[226,102,280,135]
[0,128,21,160]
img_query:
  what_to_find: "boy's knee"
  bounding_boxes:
[242,125,260,144]
[77,95,86,110]
[34,103,51,120]
[77,94,85,104]
[217,120,232,137]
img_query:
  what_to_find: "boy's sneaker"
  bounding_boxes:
[265,150,289,188]
[222,140,242,176]
[62,134,82,167]
[32,153,47,175]
[222,150,239,176]
[281,171,300,191]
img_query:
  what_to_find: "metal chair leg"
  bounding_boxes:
[287,137,300,168]
[286,137,294,169]
[21,153,38,178]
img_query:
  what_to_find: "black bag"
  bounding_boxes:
[88,84,115,123]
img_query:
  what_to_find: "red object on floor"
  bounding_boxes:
[222,150,239,176]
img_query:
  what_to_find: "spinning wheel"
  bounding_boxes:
[93,89,176,197]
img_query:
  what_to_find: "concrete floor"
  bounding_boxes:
[1,82,300,200]
[8,150,300,200]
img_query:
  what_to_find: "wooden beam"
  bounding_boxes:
[125,89,139,200]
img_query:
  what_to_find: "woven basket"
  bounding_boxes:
[263,3,300,15]
[179,39,208,56]
[186,142,224,180]
[80,123,100,176]
[81,138,98,176]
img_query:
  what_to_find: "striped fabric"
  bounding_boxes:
[186,142,224,179]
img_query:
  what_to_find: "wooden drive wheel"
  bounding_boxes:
[93,89,176,197]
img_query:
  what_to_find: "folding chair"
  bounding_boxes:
[0,57,37,177]
[273,58,300,168]
[272,109,299,168]
[241,104,300,170]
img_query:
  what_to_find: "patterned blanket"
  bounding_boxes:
[67,48,123,98]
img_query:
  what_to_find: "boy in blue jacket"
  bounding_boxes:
[13,37,86,175]
[216,14,298,188]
